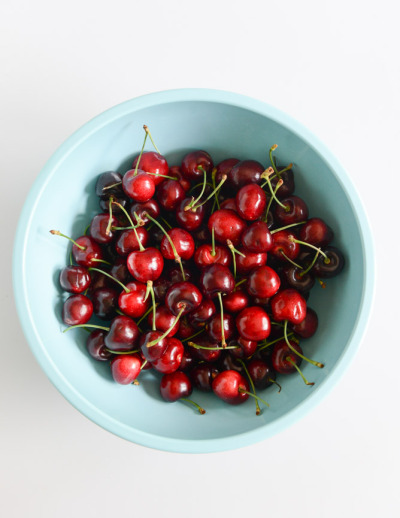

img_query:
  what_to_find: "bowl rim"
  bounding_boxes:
[13,88,375,453]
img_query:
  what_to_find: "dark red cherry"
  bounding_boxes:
[200,264,235,298]
[160,371,192,401]
[222,289,249,314]
[109,257,131,285]
[99,195,128,214]
[241,221,273,253]
[227,160,264,188]
[156,179,185,211]
[175,197,206,231]
[139,331,168,362]
[291,307,318,338]
[191,225,210,243]
[275,195,308,225]
[187,299,216,328]
[299,217,334,247]
[165,282,203,315]
[132,151,168,187]
[271,339,302,374]
[229,337,257,359]
[271,289,307,324]
[194,244,231,268]
[95,171,123,198]
[190,337,221,363]
[220,198,237,211]
[168,265,195,285]
[87,269,109,292]
[59,265,91,294]
[236,184,267,221]
[105,315,139,352]
[62,294,93,326]
[92,287,118,320]
[127,247,164,282]
[270,230,300,261]
[190,363,219,391]
[270,167,295,198]
[111,354,142,384]
[86,330,113,361]
[179,348,196,371]
[176,318,195,340]
[247,266,281,298]
[281,265,315,293]
[148,306,180,337]
[152,338,184,374]
[115,227,149,256]
[207,313,235,343]
[236,248,268,275]
[169,165,191,191]
[130,199,160,225]
[312,246,345,278]
[218,352,245,373]
[72,236,103,267]
[118,281,149,318]
[236,306,271,341]
[215,158,240,183]
[122,170,155,202]
[212,370,250,405]
[160,228,195,261]
[181,150,214,181]
[247,359,276,389]
[153,276,172,302]
[89,214,119,244]
[208,209,246,246]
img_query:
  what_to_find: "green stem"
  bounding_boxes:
[185,167,207,210]
[91,258,112,266]
[161,217,172,229]
[181,328,206,343]
[279,251,303,269]
[289,237,330,262]
[211,227,216,257]
[146,172,177,180]
[299,248,321,277]
[190,174,227,212]
[50,230,85,250]
[63,324,110,333]
[261,169,287,209]
[284,320,324,368]
[270,221,307,234]
[234,278,246,288]
[188,342,238,351]
[211,168,220,210]
[238,388,270,409]
[181,398,206,415]
[134,131,148,176]
[105,348,139,355]
[146,306,185,347]
[269,144,280,178]
[88,267,130,293]
[150,283,157,331]
[217,292,226,347]
[105,196,114,234]
[102,181,122,191]
[264,180,282,222]
[143,125,161,154]
[136,303,158,327]
[257,332,294,352]
[238,359,262,415]
[286,357,315,386]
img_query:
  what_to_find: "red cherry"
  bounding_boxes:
[176,318,195,340]
[109,257,131,285]
[181,150,214,181]
[139,331,168,362]
[199,264,235,299]
[190,363,219,391]
[148,305,180,337]
[72,236,103,267]
[291,307,318,338]
[229,337,258,359]
[220,198,237,211]
[247,359,277,389]
[160,228,195,261]
[92,287,118,320]
[299,217,334,247]
[236,306,271,341]
[187,299,216,328]
[215,158,240,183]
[152,338,184,373]
[62,294,93,326]
[241,221,273,253]
[122,170,155,202]
[156,179,186,211]
[86,330,113,361]
[236,248,268,275]
[235,184,267,221]
[194,243,231,268]
[165,282,203,315]
[212,370,250,405]
[270,167,295,198]
[175,197,206,231]
[222,289,249,314]
[127,247,164,282]
[247,265,281,298]
[59,265,91,294]
[89,213,119,244]
[132,151,168,187]
[190,337,222,363]
[271,339,303,374]
[105,315,139,352]
[208,209,246,246]
[160,371,192,401]
[270,230,300,261]
[111,354,142,384]
[118,281,149,318]
[115,227,149,256]
[130,199,160,225]
[227,160,264,188]
[270,289,307,324]
[275,196,309,225]
[207,313,235,343]
[169,165,191,191]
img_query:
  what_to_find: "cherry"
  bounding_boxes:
[199,264,235,299]
[212,370,250,405]
[190,363,219,391]
[109,257,131,284]
[215,158,240,183]
[165,282,203,315]
[156,179,186,211]
[92,287,118,320]
[160,371,192,401]
[292,307,318,338]
[280,265,315,293]
[236,248,268,275]
[229,337,257,359]
[160,228,195,261]
[181,150,214,181]
[241,221,273,253]
[169,166,191,191]
[177,318,196,340]
[227,160,264,188]
[299,217,334,247]
[270,230,300,262]
[49,231,104,268]
[194,243,231,268]
[192,225,210,243]
[189,337,222,363]
[274,196,308,225]
[312,246,345,278]
[218,352,245,373]
[179,348,196,371]
[132,151,168,187]
[208,209,246,246]
[207,313,235,343]
[122,170,155,202]
[220,198,237,211]
[247,265,281,298]
[222,289,249,314]
[127,247,164,282]
[99,195,128,214]
[271,289,307,324]
[130,199,160,225]
[153,276,172,302]
[115,227,149,256]
[111,354,142,384]
[187,299,216,328]
[236,306,271,341]
[175,197,206,231]
[152,338,184,374]
[169,265,195,285]
[118,280,149,318]
[90,213,119,244]
[87,269,109,292]
[235,184,267,221]
[104,315,139,352]
[95,171,123,198]
[148,305,180,337]
[271,339,308,377]
[139,331,168,361]
[62,294,93,325]
[247,359,277,389]
[86,330,113,361]
[59,265,91,294]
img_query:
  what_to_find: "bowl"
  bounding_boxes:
[13,89,374,453]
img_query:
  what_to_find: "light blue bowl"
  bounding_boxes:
[13,89,374,453]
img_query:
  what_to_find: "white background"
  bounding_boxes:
[1,1,399,517]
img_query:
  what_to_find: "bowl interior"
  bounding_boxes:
[15,93,368,452]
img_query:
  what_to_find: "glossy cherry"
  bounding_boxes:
[190,363,219,391]
[86,330,113,361]
[111,354,142,384]
[122,169,155,202]
[220,198,237,211]
[90,213,119,244]
[194,243,231,268]
[115,227,149,256]
[207,313,235,343]
[200,264,235,299]
[236,184,267,221]
[71,236,103,267]
[160,228,195,261]
[281,265,315,293]
[291,307,318,338]
[269,167,295,198]
[274,195,308,225]
[227,160,264,188]
[181,150,214,181]
[92,287,118,320]
[95,171,123,198]
[152,337,184,373]
[241,221,273,253]
[175,197,206,231]
[189,337,222,363]
[247,359,277,389]
[160,371,192,401]
[148,306,180,337]
[299,217,334,247]
[229,337,257,359]
[139,331,168,361]
[127,247,164,282]
[156,179,186,211]
[236,306,271,341]
[118,281,149,318]
[59,265,91,294]
[247,265,281,298]
[187,299,216,328]
[165,282,203,315]
[270,230,300,261]
[236,248,268,275]
[271,289,307,324]
[132,151,168,187]
[215,158,240,183]
[208,209,246,246]
[104,315,139,352]
[312,246,345,278]
[62,294,93,326]
[212,370,250,405]
[271,339,303,374]
[222,289,249,314]
[130,199,160,225]
[109,257,131,284]
[169,165,191,191]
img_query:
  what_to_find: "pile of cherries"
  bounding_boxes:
[52,126,344,416]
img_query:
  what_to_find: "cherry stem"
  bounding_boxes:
[279,250,303,269]
[140,359,148,370]
[91,258,112,266]
[134,130,148,176]
[50,230,86,250]
[185,167,207,210]
[189,181,213,193]
[211,226,216,256]
[284,320,324,368]
[180,398,206,415]
[211,167,220,210]
[188,342,238,351]
[83,223,91,235]
[238,388,270,409]
[238,359,261,415]
[143,124,161,154]
[149,282,157,331]
[102,181,122,191]
[227,239,245,280]
[269,379,282,393]
[146,305,185,347]
[234,278,246,288]
[105,348,139,355]
[257,332,295,352]
[88,267,130,293]
[111,203,145,253]
[105,196,114,234]
[289,237,330,262]
[261,168,288,209]
[269,144,280,178]
[264,179,283,221]
[146,172,177,181]
[190,174,227,212]
[217,292,227,347]
[270,221,307,234]
[143,212,186,281]
[181,328,206,343]
[286,357,315,386]
[318,278,327,289]
[161,217,172,229]
[63,324,110,333]
[136,302,158,327]
[299,248,321,277]
[269,163,293,180]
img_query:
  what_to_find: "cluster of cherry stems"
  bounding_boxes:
[52,125,344,416]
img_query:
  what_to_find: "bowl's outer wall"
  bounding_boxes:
[13,90,374,453]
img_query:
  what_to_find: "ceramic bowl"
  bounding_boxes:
[13,89,374,452]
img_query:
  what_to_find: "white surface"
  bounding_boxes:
[1,1,399,517]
